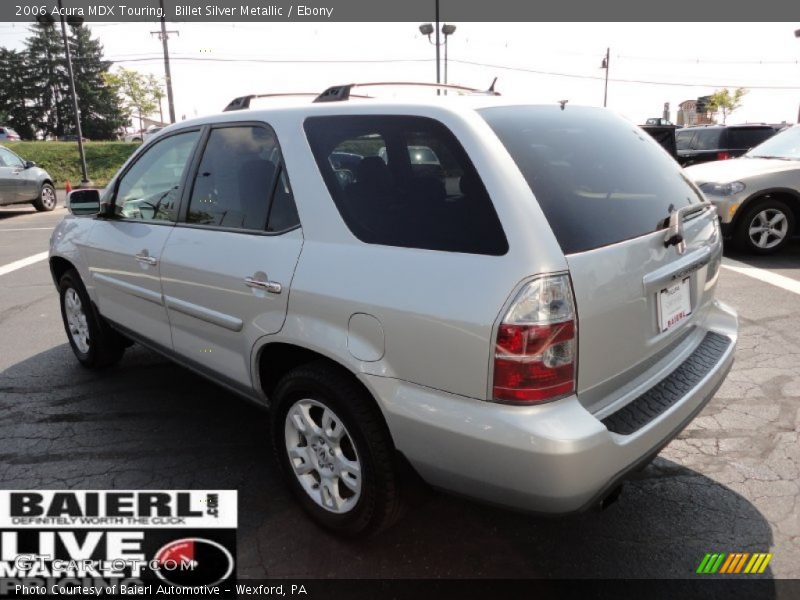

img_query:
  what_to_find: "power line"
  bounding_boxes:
[449,58,800,90]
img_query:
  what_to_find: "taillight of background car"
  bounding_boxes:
[493,274,577,404]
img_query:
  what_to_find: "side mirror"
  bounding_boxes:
[24,160,36,169]
[67,189,101,216]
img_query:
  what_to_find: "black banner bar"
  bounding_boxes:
[1,0,798,23]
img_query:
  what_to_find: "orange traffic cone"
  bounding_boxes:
[65,179,72,194]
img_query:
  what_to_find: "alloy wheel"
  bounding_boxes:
[41,186,56,210]
[284,398,362,514]
[748,208,788,250]
[64,288,90,354]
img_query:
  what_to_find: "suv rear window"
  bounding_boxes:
[725,127,774,149]
[480,105,703,254]
[304,115,507,255]
[692,129,721,150]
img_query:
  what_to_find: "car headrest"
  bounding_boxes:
[356,156,393,190]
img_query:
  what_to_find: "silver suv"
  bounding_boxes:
[50,85,737,536]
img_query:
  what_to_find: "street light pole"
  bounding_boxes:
[602,47,610,108]
[795,29,800,123]
[434,0,441,95]
[441,24,456,94]
[57,0,90,186]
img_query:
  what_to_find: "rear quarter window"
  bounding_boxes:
[480,105,704,255]
[304,115,508,255]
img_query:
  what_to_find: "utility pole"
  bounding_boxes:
[601,47,610,108]
[151,0,177,124]
[57,0,90,185]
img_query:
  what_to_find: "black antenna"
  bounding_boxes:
[488,77,498,93]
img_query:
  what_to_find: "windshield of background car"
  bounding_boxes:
[480,105,704,254]
[746,126,800,160]
[676,130,694,150]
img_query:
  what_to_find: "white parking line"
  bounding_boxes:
[722,258,800,296]
[0,227,54,232]
[0,252,49,277]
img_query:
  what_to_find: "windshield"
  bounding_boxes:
[480,105,703,254]
[746,126,800,160]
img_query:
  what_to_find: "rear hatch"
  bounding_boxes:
[481,106,722,414]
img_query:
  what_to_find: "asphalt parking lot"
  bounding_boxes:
[1,199,799,581]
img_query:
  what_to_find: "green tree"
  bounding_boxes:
[11,23,126,140]
[105,68,160,134]
[707,88,748,124]
[148,74,167,123]
[68,23,127,140]
[24,22,71,138]
[0,48,34,138]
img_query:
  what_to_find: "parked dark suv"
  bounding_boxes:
[676,124,777,167]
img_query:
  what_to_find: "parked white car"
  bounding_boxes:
[686,125,800,254]
[50,84,737,536]
[123,126,164,143]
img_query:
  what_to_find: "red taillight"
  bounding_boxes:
[492,275,577,404]
[716,151,731,160]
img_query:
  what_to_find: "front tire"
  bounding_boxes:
[58,269,125,368]
[33,183,57,212]
[735,198,795,254]
[271,362,404,537]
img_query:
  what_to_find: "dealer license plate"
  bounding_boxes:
[658,277,692,332]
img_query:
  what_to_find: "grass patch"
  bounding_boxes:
[3,141,139,188]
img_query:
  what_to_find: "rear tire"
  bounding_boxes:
[58,269,125,368]
[735,198,795,255]
[270,362,404,537]
[33,183,57,212]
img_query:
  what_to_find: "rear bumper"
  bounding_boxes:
[365,300,737,513]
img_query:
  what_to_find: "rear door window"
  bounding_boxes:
[186,124,299,232]
[725,128,774,149]
[480,105,703,255]
[304,115,507,255]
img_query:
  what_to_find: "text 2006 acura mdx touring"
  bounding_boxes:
[50,84,737,536]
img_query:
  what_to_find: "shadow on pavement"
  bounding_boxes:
[0,208,38,220]
[723,238,800,274]
[0,343,776,585]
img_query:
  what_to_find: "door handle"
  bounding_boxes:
[244,276,282,294]
[134,253,158,266]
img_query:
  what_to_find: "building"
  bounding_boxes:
[676,99,715,127]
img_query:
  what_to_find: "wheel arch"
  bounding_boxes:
[253,340,395,437]
[49,255,76,287]
[732,187,800,232]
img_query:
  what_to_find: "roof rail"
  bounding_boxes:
[223,93,321,112]
[313,81,501,103]
[222,81,501,112]
[222,91,374,112]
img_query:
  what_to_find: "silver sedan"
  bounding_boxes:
[0,145,58,212]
